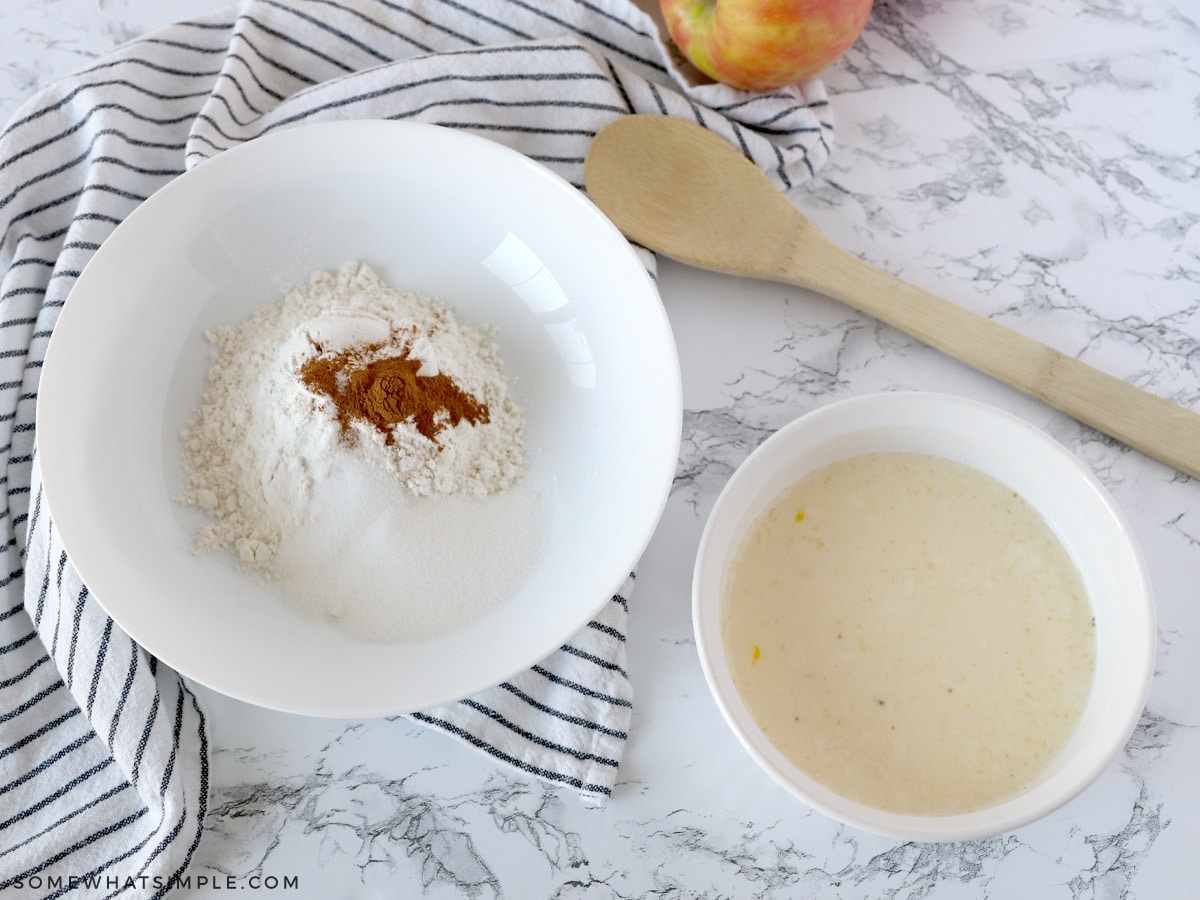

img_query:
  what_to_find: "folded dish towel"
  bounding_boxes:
[0,0,832,893]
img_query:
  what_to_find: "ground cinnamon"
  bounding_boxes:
[298,344,490,445]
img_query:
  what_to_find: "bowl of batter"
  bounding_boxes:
[692,391,1155,842]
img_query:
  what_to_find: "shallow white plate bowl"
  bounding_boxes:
[37,120,681,718]
[693,392,1155,841]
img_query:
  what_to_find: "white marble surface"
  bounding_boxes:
[4,0,1200,896]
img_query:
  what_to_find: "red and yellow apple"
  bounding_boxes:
[659,0,874,92]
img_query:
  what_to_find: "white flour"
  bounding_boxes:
[177,262,546,640]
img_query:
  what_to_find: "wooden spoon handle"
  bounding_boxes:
[791,232,1200,479]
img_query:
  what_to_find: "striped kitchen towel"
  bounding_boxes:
[0,0,834,894]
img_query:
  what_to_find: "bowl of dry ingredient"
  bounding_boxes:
[36,119,681,717]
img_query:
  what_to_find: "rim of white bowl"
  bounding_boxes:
[692,390,1156,842]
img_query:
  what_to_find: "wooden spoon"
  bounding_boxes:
[585,114,1200,480]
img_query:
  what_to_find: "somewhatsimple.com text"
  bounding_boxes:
[7,874,300,892]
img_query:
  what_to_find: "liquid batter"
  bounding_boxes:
[722,452,1096,815]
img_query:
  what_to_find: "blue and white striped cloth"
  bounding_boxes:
[0,0,833,894]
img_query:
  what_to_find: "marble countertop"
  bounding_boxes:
[4,0,1199,896]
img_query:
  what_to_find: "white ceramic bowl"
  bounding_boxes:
[693,391,1155,842]
[37,120,681,717]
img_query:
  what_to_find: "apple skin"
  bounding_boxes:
[659,0,873,92]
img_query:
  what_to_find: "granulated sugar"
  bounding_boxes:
[274,453,546,642]
[177,261,546,640]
